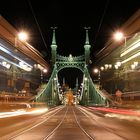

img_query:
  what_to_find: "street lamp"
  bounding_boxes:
[15,31,29,47]
[84,77,89,105]
[113,31,127,68]
[113,31,128,91]
[113,31,125,42]
[113,31,126,46]
[34,64,48,84]
[93,68,101,88]
[40,68,48,84]
[18,31,28,41]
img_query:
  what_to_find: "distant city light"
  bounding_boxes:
[43,69,47,73]
[104,64,109,69]
[100,66,104,71]
[116,61,121,67]
[134,61,138,67]
[131,64,135,70]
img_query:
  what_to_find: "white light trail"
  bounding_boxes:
[121,40,140,57]
[105,113,140,121]
[0,43,33,67]
[121,51,140,64]
[0,108,48,119]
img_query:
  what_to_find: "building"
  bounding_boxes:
[93,9,140,99]
[0,15,49,96]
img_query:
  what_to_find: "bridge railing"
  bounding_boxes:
[80,68,109,106]
[35,84,48,99]
[35,66,58,104]
[88,76,106,105]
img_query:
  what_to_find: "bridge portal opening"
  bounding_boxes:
[58,68,83,105]
[58,68,83,89]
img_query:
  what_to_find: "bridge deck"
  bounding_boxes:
[1,105,140,140]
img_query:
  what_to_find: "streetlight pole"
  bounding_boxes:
[84,77,88,105]
[98,70,101,89]
[40,70,43,84]
[40,68,47,84]
[12,31,29,93]
[93,68,101,89]
[124,36,127,47]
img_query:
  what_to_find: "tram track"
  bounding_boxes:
[4,105,132,140]
[43,106,95,140]
[42,106,69,140]
[77,106,128,140]
[9,106,97,140]
[7,106,65,140]
[72,107,96,140]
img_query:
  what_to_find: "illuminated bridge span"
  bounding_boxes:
[1,9,140,140]
[36,28,111,106]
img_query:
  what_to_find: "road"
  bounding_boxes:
[0,105,140,140]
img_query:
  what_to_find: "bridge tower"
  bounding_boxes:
[36,28,108,106]
[84,27,91,64]
[51,27,57,66]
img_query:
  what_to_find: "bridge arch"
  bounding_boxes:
[58,67,83,87]
[36,28,108,106]
[56,54,86,73]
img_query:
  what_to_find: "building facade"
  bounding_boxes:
[94,9,140,99]
[0,16,49,96]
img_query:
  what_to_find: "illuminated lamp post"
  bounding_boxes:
[15,31,29,47]
[113,31,127,91]
[113,31,126,65]
[34,64,48,84]
[18,31,28,41]
[41,68,48,84]
[14,31,29,93]
[93,68,101,89]
[113,31,125,43]
[84,77,89,105]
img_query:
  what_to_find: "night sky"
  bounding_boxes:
[1,0,140,87]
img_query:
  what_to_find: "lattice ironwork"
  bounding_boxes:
[36,28,109,106]
[55,54,86,72]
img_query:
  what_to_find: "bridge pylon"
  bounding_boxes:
[36,28,109,106]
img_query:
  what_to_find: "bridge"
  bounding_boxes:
[35,28,110,106]
[1,9,140,140]
[0,15,111,106]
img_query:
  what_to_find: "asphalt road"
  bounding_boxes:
[0,105,140,140]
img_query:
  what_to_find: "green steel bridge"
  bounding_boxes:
[36,28,112,106]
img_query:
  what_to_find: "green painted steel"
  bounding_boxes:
[36,65,60,105]
[35,28,110,106]
[79,66,107,106]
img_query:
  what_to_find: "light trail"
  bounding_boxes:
[0,108,48,118]
[105,113,140,121]
[88,107,140,117]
